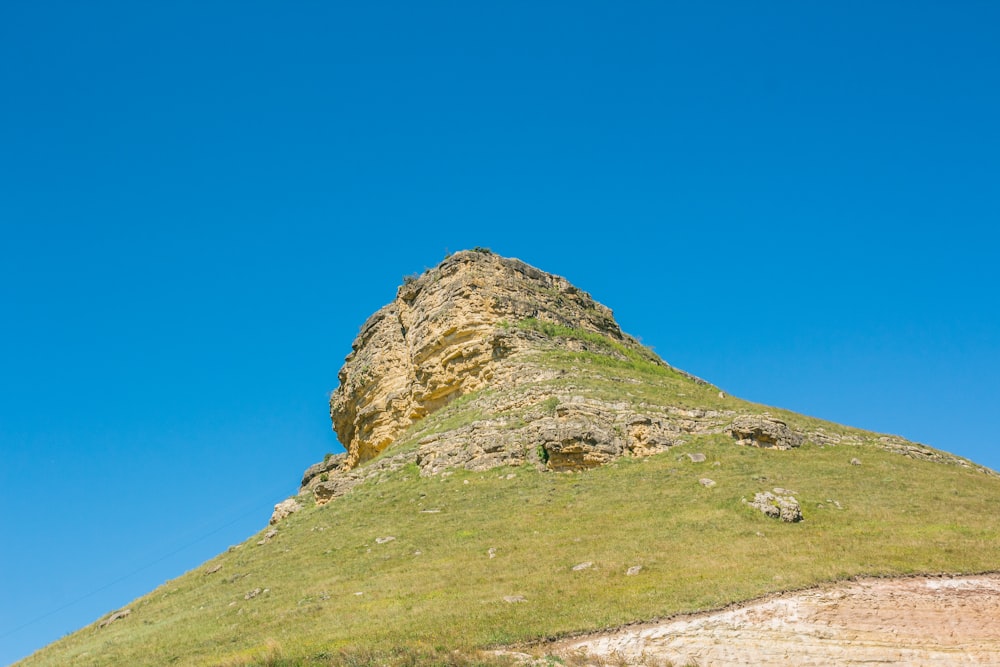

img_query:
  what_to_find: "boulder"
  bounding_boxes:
[99,608,131,628]
[746,491,803,522]
[269,498,302,525]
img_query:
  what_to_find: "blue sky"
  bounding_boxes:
[2,1,998,663]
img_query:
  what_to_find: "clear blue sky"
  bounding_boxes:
[2,2,998,663]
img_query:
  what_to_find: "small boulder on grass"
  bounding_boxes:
[99,609,130,628]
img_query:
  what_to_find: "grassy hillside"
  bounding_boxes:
[21,330,1000,666]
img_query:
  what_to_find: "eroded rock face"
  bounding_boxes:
[330,250,637,469]
[295,249,993,507]
[304,393,737,505]
[728,414,803,450]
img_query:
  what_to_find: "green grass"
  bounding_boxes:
[517,317,665,371]
[23,436,1000,667]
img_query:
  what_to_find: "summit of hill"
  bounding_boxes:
[296,248,984,507]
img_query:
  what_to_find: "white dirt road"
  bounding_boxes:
[545,574,1000,666]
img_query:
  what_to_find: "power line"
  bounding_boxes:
[0,482,295,642]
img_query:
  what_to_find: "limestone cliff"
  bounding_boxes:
[295,249,984,506]
[329,249,634,469]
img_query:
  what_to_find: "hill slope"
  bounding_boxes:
[20,250,1000,666]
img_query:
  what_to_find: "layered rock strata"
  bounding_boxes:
[289,249,990,508]
[329,249,655,469]
[728,414,803,450]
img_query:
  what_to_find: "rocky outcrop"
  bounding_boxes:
[294,249,994,507]
[269,499,302,525]
[303,396,737,504]
[412,399,720,475]
[300,454,345,488]
[329,249,641,469]
[728,414,803,450]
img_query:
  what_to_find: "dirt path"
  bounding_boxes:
[543,574,1000,666]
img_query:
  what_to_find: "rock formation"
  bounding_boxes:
[745,491,803,522]
[297,250,735,503]
[287,249,988,508]
[269,498,302,525]
[728,414,803,450]
[329,249,640,468]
